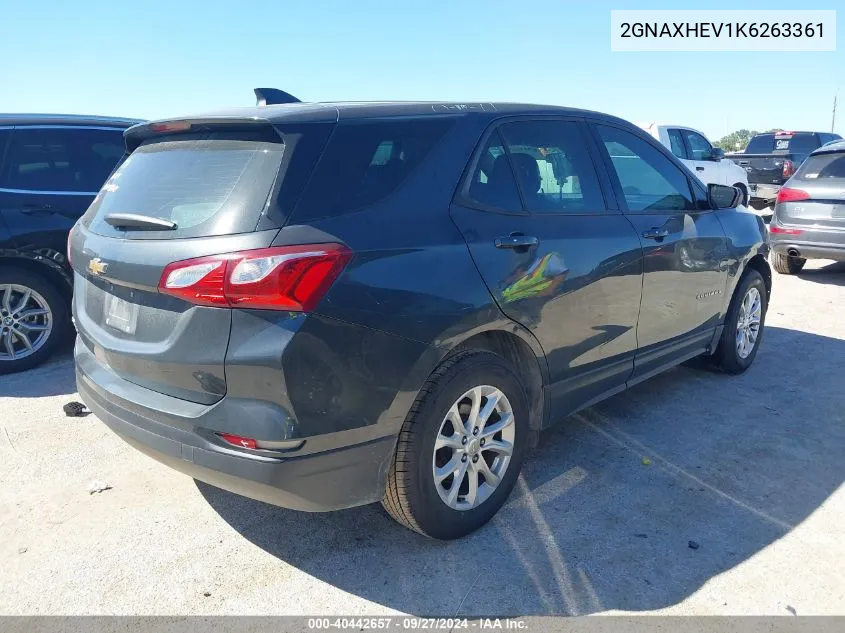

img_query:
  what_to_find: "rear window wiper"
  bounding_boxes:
[104,213,177,230]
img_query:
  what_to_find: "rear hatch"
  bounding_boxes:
[71,119,333,404]
[775,151,845,230]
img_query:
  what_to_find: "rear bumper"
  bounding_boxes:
[749,183,780,204]
[770,240,845,262]
[76,339,396,512]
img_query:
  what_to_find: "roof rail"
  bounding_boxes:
[254,88,301,106]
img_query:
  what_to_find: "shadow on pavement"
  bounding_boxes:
[796,261,845,286]
[198,325,842,615]
[0,339,76,398]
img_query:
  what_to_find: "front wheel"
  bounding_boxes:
[382,350,528,539]
[733,183,749,206]
[712,270,767,374]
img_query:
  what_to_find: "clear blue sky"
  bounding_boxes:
[1,0,841,141]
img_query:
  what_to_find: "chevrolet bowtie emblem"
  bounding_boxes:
[88,258,108,276]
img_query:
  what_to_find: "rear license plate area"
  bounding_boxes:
[104,294,139,335]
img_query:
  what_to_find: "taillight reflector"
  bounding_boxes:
[769,225,803,235]
[776,187,810,203]
[217,433,258,450]
[158,243,352,311]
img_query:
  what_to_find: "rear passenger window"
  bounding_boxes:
[498,120,604,213]
[294,119,453,220]
[0,128,125,193]
[597,125,695,212]
[465,132,523,213]
[667,129,687,159]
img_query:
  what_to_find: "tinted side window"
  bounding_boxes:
[0,127,125,193]
[498,120,604,214]
[596,125,695,212]
[466,131,523,212]
[683,130,712,161]
[0,130,11,169]
[294,119,453,221]
[667,129,687,159]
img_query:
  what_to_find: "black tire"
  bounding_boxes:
[712,270,767,374]
[382,350,529,539]
[0,268,69,375]
[770,252,806,275]
[733,183,748,206]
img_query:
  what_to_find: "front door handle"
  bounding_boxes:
[695,166,705,172]
[642,228,670,240]
[494,234,539,250]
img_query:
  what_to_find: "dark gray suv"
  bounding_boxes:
[71,97,770,539]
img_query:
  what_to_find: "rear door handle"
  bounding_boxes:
[494,235,539,250]
[642,228,670,240]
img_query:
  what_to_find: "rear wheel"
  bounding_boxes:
[712,270,767,374]
[382,350,528,539]
[771,252,806,275]
[0,269,68,374]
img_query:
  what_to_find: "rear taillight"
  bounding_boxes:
[782,159,797,178]
[769,225,803,235]
[158,243,352,311]
[776,187,810,203]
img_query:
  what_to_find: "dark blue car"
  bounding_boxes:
[0,114,140,373]
[69,94,770,539]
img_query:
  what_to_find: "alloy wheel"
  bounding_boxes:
[736,286,762,359]
[432,385,515,511]
[0,284,53,361]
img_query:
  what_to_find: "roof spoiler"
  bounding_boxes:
[254,88,301,106]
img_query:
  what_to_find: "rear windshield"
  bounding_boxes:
[795,152,845,181]
[745,133,820,155]
[84,132,285,240]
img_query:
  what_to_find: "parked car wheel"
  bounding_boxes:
[733,183,748,206]
[0,268,68,374]
[382,350,528,539]
[770,252,806,275]
[712,270,767,374]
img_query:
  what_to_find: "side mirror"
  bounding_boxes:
[710,147,725,161]
[708,183,741,209]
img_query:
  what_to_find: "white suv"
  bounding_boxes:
[639,123,750,206]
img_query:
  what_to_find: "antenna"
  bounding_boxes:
[832,92,838,133]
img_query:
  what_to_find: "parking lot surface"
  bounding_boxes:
[2,260,844,616]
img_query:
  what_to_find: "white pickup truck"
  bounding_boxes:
[639,123,750,206]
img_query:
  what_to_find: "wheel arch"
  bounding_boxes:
[0,253,73,307]
[743,253,772,302]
